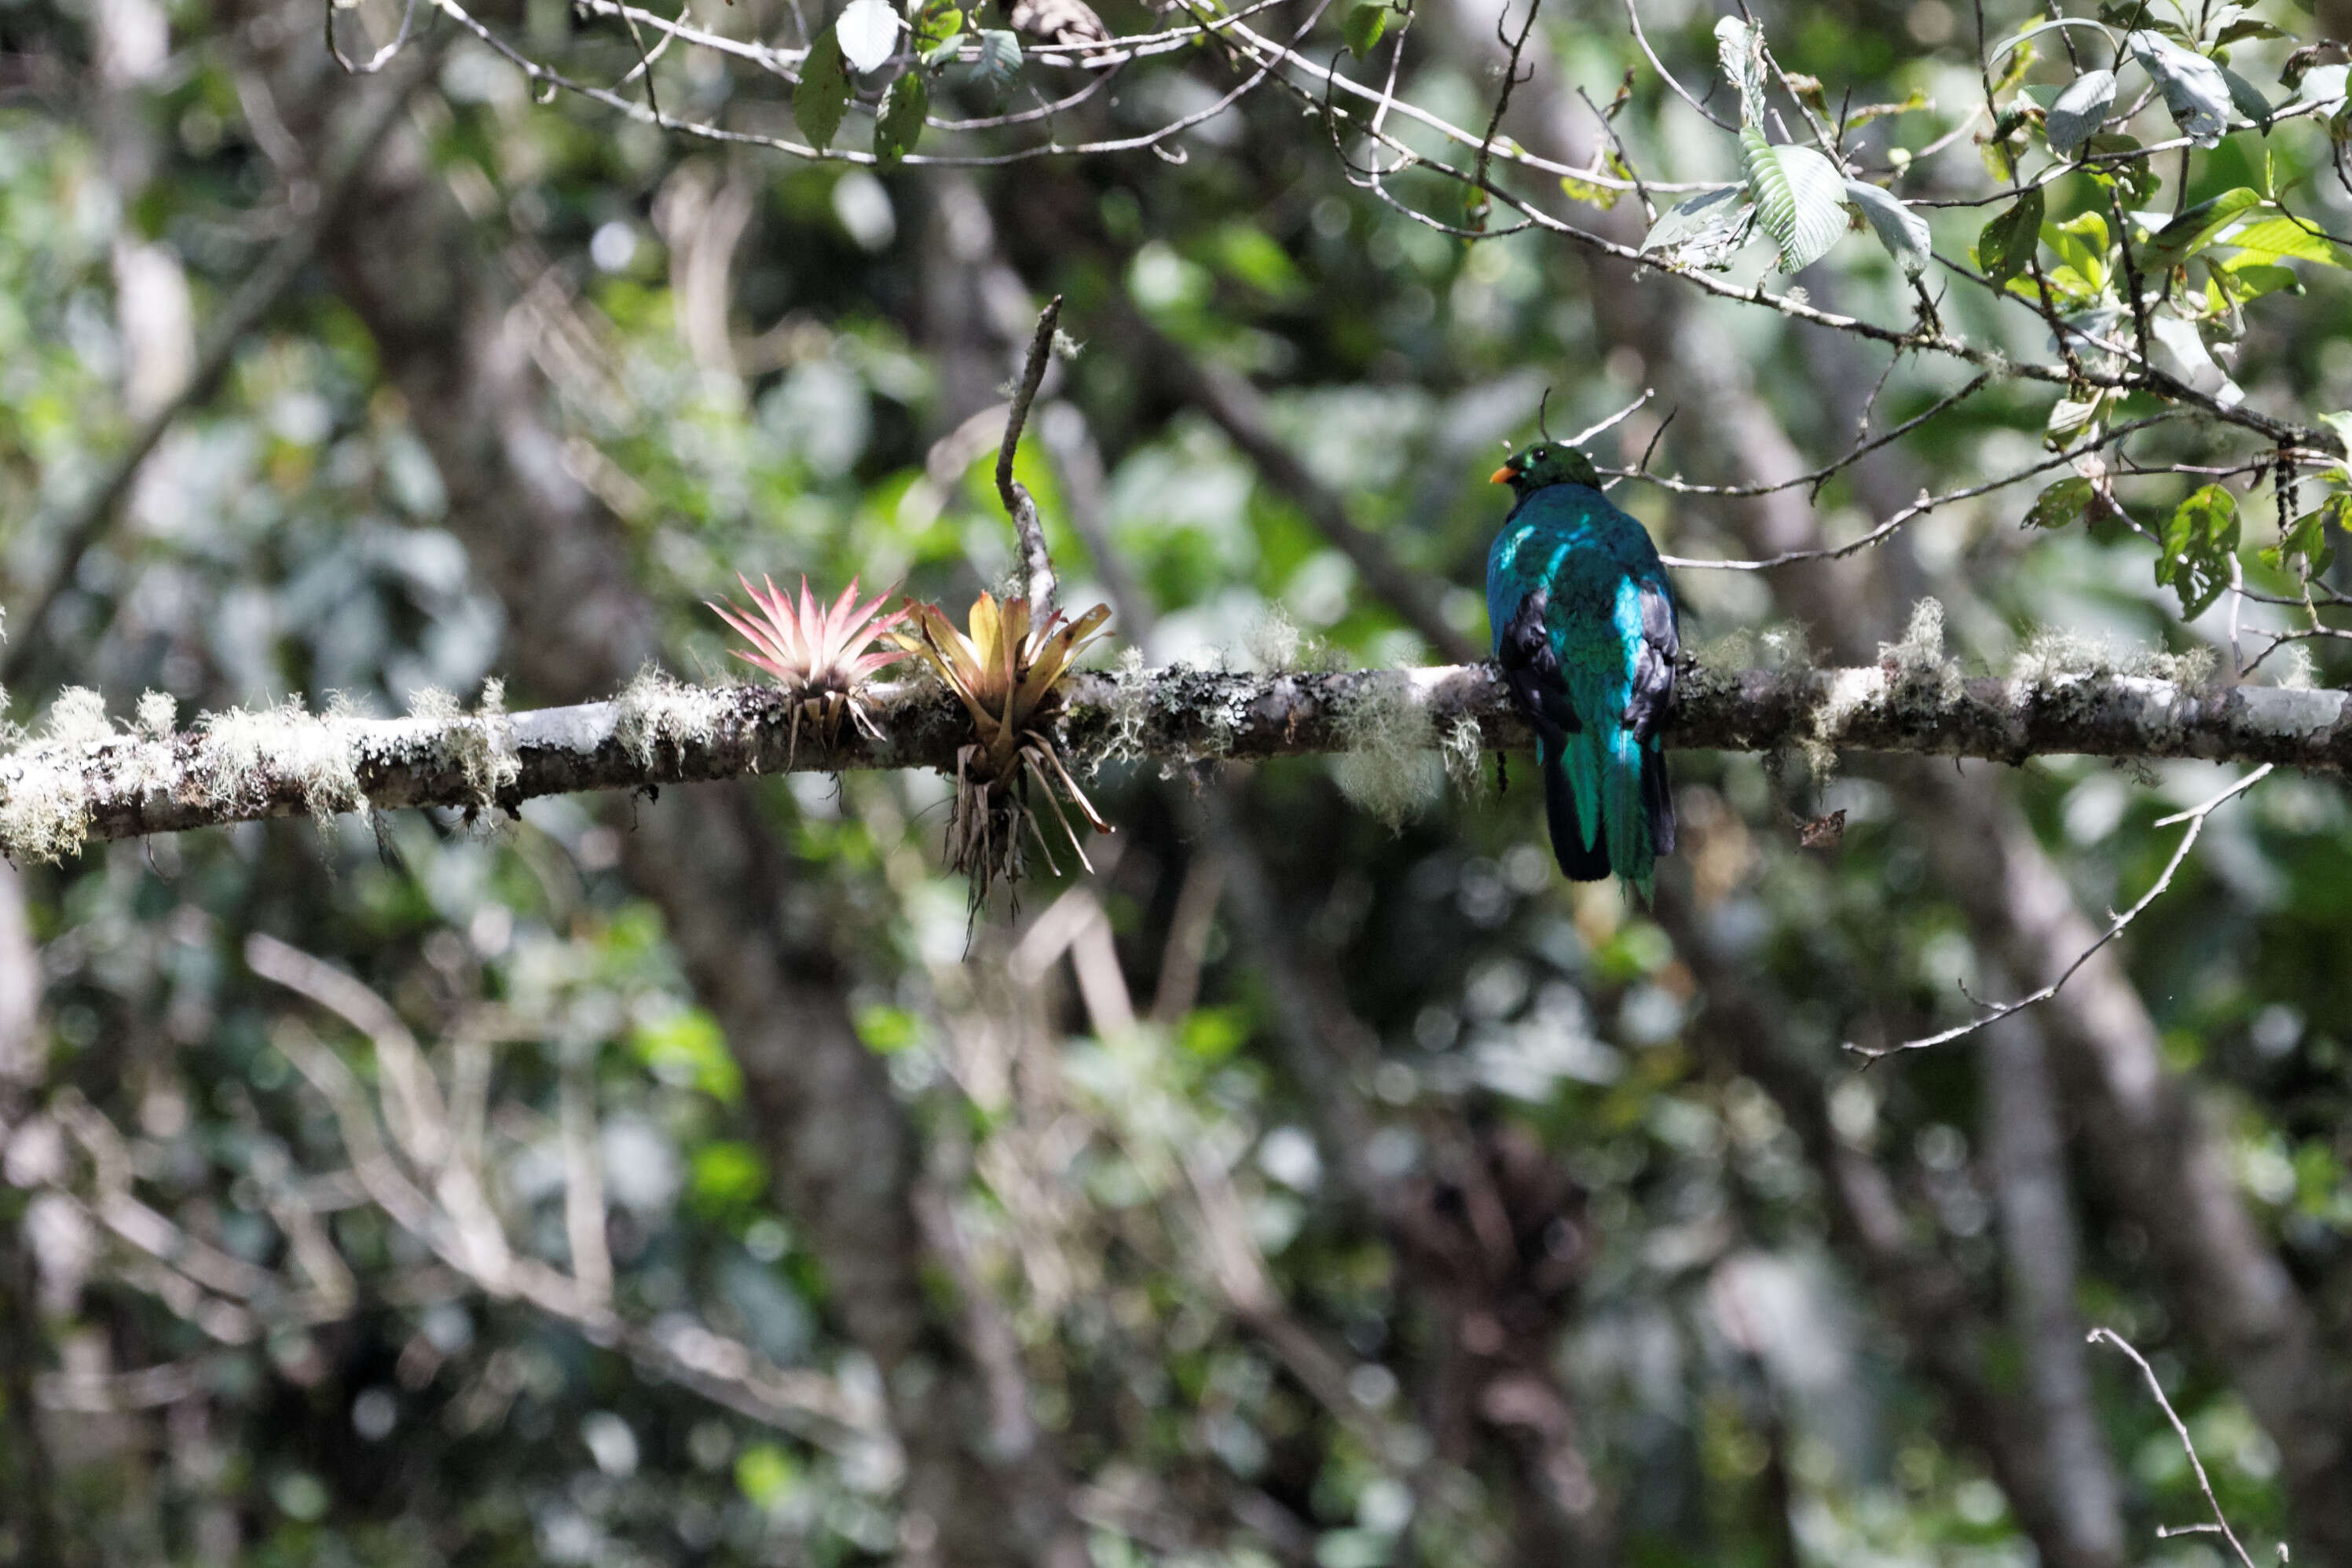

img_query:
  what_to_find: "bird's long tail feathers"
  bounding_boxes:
[1539,738,1613,882]
[1548,728,1672,898]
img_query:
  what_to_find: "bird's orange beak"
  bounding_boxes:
[1489,464,1519,485]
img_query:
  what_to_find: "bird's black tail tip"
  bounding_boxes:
[1544,749,1612,881]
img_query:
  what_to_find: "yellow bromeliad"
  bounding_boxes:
[893,592,1112,900]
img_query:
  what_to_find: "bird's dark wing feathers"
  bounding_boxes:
[1619,579,1677,742]
[1497,588,1579,743]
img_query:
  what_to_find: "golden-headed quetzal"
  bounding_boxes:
[1486,438,1679,897]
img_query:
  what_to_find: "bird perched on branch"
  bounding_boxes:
[1487,426,1679,897]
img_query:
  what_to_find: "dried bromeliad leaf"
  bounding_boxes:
[893,592,1112,903]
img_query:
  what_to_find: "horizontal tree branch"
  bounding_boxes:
[3,659,2347,857]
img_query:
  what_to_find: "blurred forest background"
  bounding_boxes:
[2,0,2352,1559]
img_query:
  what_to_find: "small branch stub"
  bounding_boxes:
[1000,295,1064,616]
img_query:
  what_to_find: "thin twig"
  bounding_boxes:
[999,295,1065,614]
[2088,1328,2266,1568]
[1849,765,2273,1059]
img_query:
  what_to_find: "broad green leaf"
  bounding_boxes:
[794,27,853,152]
[2046,68,2119,156]
[1976,186,2045,285]
[2137,186,2263,273]
[971,28,1022,101]
[2048,210,2110,288]
[2156,482,2240,617]
[2215,14,2289,45]
[2260,493,2344,573]
[2220,214,2347,266]
[1342,2,1389,57]
[2222,66,2275,124]
[2127,29,2232,146]
[2215,260,2300,300]
[2024,474,2096,526]
[1742,131,1846,273]
[1715,16,1767,124]
[874,68,929,167]
[1845,180,1931,278]
[835,0,902,73]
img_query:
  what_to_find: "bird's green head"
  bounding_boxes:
[1490,441,1603,496]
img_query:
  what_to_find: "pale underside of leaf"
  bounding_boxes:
[2127,30,2231,148]
[835,0,902,74]
[1844,180,1930,278]
[1713,16,1767,125]
[2045,68,2117,157]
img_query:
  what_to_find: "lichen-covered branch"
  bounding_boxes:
[5,655,2349,859]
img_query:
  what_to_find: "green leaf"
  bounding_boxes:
[2155,482,2241,617]
[2218,214,2347,266]
[2048,210,2111,288]
[2082,134,2161,203]
[1742,130,1847,273]
[874,68,929,167]
[735,1444,799,1508]
[2215,15,2290,45]
[1845,179,1930,278]
[2222,66,2276,124]
[2127,29,2233,146]
[2260,493,2344,573]
[2217,260,2301,299]
[794,27,853,152]
[916,0,965,63]
[1976,185,2046,285]
[2046,68,2119,156]
[2137,185,2263,273]
[1342,1,1389,57]
[2024,474,2097,526]
[970,28,1022,101]
[689,1141,770,1214]
[632,1006,743,1102]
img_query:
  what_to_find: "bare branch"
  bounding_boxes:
[2091,1328,2270,1568]
[999,295,1065,613]
[1852,764,2272,1059]
[2,661,2346,858]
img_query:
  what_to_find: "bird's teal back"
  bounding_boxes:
[1487,482,1678,895]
